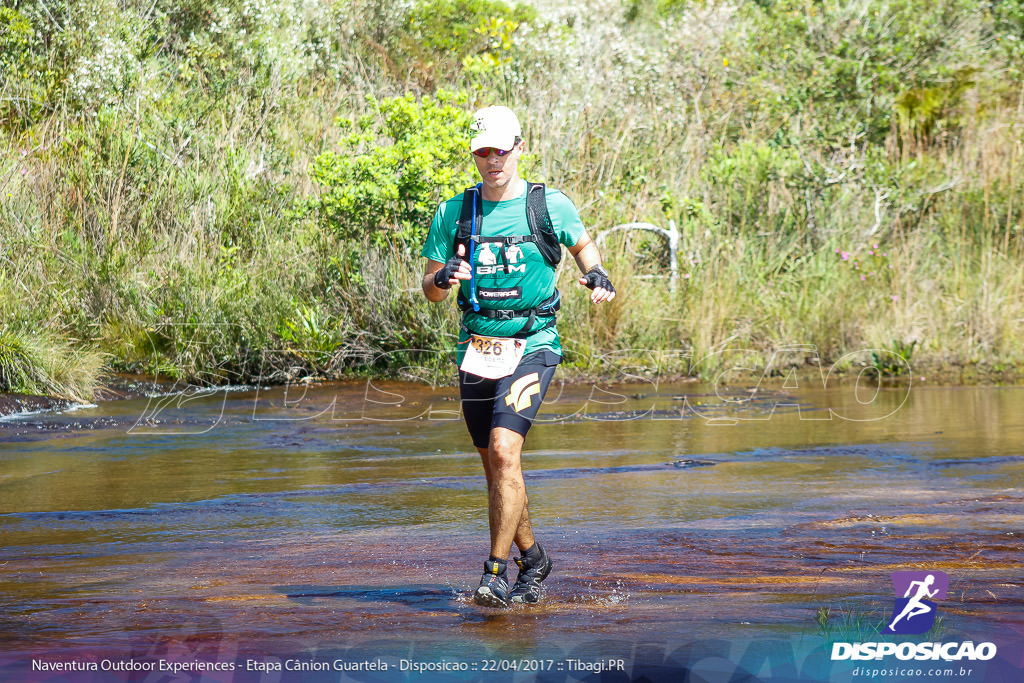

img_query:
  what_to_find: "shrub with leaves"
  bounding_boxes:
[0,6,69,130]
[311,91,477,250]
[344,0,536,86]
[725,0,983,146]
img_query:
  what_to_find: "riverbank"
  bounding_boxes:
[0,377,174,419]
[0,393,74,420]
[3,359,1021,421]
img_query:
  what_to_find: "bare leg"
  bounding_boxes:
[477,443,533,547]
[477,427,534,559]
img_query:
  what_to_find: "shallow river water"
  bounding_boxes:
[1,375,1022,682]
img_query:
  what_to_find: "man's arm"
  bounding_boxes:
[422,259,450,303]
[422,244,472,303]
[569,231,616,304]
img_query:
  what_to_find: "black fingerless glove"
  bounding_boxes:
[582,264,615,293]
[433,254,465,289]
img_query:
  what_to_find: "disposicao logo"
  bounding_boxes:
[830,569,998,664]
[884,570,949,635]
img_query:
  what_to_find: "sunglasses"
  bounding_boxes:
[472,138,521,158]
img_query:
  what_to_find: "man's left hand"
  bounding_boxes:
[579,264,616,304]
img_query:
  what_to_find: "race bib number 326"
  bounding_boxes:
[460,335,525,379]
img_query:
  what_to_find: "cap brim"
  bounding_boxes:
[470,131,517,152]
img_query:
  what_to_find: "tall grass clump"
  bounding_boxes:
[0,325,103,401]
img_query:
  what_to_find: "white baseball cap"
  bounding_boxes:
[469,106,522,152]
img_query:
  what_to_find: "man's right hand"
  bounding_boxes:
[433,243,472,289]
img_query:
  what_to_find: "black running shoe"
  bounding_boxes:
[474,559,510,607]
[509,544,552,604]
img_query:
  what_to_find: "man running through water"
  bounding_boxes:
[421,106,615,607]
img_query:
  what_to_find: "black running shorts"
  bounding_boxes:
[459,350,560,449]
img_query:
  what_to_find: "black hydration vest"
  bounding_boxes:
[455,182,562,266]
[454,182,562,335]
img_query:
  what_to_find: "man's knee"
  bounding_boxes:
[488,428,524,474]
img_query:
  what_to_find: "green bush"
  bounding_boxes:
[409,0,535,77]
[0,6,68,130]
[728,0,982,145]
[990,0,1024,79]
[702,140,804,236]
[311,91,476,250]
[344,0,536,86]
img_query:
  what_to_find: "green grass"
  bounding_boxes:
[0,326,102,401]
[814,603,947,646]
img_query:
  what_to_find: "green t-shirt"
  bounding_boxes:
[422,183,585,363]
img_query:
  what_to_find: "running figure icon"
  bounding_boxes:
[888,574,939,631]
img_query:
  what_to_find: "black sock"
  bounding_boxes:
[520,543,542,561]
[488,555,506,566]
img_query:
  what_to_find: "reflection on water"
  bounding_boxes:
[1,379,1022,671]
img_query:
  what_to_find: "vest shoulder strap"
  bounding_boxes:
[453,183,562,266]
[455,184,480,249]
[525,182,562,267]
